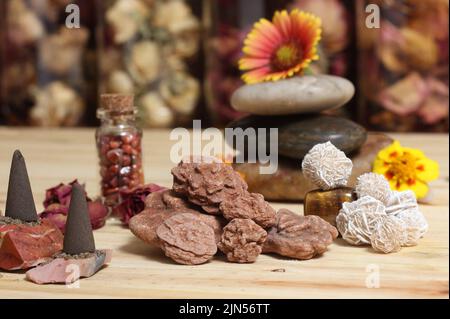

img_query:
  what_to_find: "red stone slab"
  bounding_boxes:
[0,219,63,270]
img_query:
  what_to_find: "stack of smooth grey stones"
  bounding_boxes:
[228,75,393,201]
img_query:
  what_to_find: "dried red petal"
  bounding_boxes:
[40,181,108,232]
[113,183,166,226]
[43,179,91,208]
[39,203,68,232]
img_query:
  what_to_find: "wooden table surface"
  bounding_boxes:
[0,128,448,299]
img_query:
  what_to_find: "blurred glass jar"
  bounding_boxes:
[203,0,353,126]
[96,94,144,208]
[0,0,97,126]
[356,0,449,132]
[98,0,202,128]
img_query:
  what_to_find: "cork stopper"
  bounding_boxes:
[100,94,134,113]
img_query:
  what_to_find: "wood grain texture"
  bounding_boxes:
[0,128,448,299]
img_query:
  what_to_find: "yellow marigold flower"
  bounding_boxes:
[373,140,439,199]
[239,9,322,84]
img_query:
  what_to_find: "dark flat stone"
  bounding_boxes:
[227,114,367,160]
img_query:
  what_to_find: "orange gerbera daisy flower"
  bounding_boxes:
[239,9,322,84]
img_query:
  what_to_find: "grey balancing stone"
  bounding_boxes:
[227,115,367,160]
[231,75,355,115]
[5,150,38,222]
[63,183,96,255]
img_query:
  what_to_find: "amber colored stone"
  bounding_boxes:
[304,187,356,226]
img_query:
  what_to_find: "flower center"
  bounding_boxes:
[272,42,303,71]
[385,152,417,185]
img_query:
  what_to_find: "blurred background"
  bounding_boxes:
[0,0,448,131]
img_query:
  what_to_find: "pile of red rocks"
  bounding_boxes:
[129,157,338,265]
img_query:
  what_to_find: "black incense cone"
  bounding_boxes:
[63,183,96,255]
[5,150,38,222]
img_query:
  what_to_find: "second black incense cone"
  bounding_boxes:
[5,150,38,222]
[63,183,96,255]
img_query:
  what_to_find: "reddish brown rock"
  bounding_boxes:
[219,192,276,228]
[129,204,225,246]
[0,218,63,270]
[218,219,267,263]
[133,189,199,245]
[233,133,393,201]
[132,189,225,245]
[26,250,112,284]
[162,189,192,209]
[263,209,338,260]
[171,159,247,214]
[144,189,193,211]
[129,209,181,246]
[144,191,168,211]
[156,213,217,265]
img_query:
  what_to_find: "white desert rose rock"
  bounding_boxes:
[302,141,353,190]
[394,208,428,246]
[338,184,427,251]
[386,190,418,214]
[355,172,392,205]
[336,196,387,245]
[370,215,407,253]
[385,190,427,246]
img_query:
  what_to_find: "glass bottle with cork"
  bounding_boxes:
[96,94,144,208]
